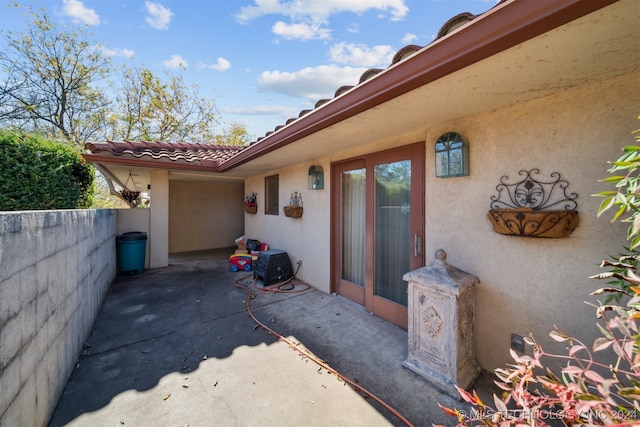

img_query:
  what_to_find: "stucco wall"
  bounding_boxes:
[424,71,636,370]
[245,70,638,372]
[0,209,117,427]
[169,180,244,253]
[244,160,331,289]
[150,170,169,268]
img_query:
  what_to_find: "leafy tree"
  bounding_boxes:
[91,175,130,209]
[102,65,221,143]
[1,4,249,148]
[0,3,111,146]
[213,122,251,146]
[0,130,94,210]
[1,3,250,208]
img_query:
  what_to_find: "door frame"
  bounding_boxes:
[330,142,425,329]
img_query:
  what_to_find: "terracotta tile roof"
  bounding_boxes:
[85,141,246,168]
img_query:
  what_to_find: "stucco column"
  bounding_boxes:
[150,169,169,269]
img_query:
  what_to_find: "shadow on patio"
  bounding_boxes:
[48,248,486,427]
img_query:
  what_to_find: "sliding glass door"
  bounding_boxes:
[374,159,412,307]
[332,143,424,329]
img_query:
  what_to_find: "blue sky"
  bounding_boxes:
[0,0,496,140]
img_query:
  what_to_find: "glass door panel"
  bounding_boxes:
[331,142,424,329]
[374,160,411,306]
[341,168,366,287]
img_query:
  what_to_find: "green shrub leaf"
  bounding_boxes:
[0,130,94,210]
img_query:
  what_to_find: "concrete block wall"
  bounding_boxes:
[0,209,117,427]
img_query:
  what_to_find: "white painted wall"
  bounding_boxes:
[113,173,168,272]
[244,159,331,290]
[244,70,638,371]
[117,207,150,269]
[149,170,169,268]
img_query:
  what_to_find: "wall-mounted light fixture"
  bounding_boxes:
[435,132,469,178]
[308,165,324,189]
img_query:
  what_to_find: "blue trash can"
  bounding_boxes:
[116,232,147,275]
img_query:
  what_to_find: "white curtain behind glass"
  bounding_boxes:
[341,169,366,287]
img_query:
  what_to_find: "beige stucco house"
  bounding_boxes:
[84,0,640,371]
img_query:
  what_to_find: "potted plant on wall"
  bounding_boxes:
[244,192,257,214]
[284,191,303,218]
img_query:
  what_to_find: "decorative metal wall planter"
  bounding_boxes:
[284,191,303,218]
[283,205,303,218]
[488,209,579,238]
[487,169,579,238]
[244,192,257,214]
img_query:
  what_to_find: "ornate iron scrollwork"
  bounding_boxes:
[490,169,578,211]
[487,169,579,238]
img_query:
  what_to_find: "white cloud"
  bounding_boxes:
[328,42,394,67]
[257,64,367,99]
[347,23,359,34]
[198,58,232,72]
[272,21,330,41]
[402,33,417,44]
[236,0,409,23]
[235,0,288,24]
[145,1,173,30]
[235,0,408,40]
[163,55,188,69]
[62,0,100,26]
[98,46,135,58]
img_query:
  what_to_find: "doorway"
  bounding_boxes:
[331,142,425,329]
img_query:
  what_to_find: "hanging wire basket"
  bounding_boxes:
[120,170,141,204]
[121,189,141,203]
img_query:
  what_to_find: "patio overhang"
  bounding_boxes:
[84,141,246,192]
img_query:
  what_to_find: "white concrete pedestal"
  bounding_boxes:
[402,249,480,398]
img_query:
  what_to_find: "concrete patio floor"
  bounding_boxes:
[48,248,494,427]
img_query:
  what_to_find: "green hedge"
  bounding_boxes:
[0,130,94,210]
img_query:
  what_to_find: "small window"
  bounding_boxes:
[265,175,279,214]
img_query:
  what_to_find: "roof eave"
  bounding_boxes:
[82,153,221,173]
[218,0,618,172]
